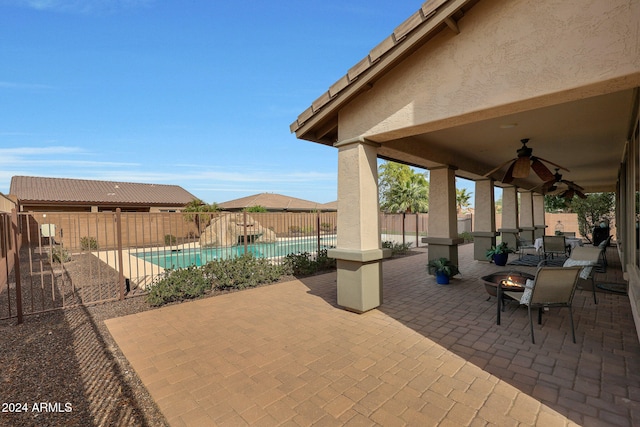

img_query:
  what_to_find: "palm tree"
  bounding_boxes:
[379,161,429,213]
[456,188,472,214]
[385,175,429,213]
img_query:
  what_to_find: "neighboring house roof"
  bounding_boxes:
[321,201,338,211]
[10,176,198,206]
[219,193,334,211]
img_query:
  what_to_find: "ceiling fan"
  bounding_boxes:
[484,138,569,184]
[536,168,587,199]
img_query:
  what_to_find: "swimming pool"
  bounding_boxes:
[134,236,337,269]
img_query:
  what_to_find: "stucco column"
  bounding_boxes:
[519,191,535,242]
[499,186,520,250]
[533,193,546,239]
[472,179,498,261]
[327,137,391,313]
[423,166,463,265]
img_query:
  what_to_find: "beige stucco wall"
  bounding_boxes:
[337,0,640,142]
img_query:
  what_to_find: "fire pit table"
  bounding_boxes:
[481,271,535,325]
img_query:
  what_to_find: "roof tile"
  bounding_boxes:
[219,193,334,211]
[393,10,425,41]
[298,106,314,124]
[329,75,351,98]
[422,0,449,19]
[370,35,398,63]
[312,90,332,113]
[10,176,197,206]
[347,56,372,81]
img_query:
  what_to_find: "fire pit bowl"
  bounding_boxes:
[481,271,535,297]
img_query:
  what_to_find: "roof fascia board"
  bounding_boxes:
[293,0,474,142]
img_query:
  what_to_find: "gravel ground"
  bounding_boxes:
[0,295,170,427]
[0,250,304,427]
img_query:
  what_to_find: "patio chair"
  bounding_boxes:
[561,246,601,304]
[542,235,568,260]
[597,235,612,271]
[498,265,582,344]
[516,235,538,260]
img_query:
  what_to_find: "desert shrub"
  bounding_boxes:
[283,249,336,276]
[244,205,267,212]
[146,265,210,307]
[459,231,474,243]
[203,254,283,290]
[283,252,316,276]
[382,240,413,256]
[320,222,333,232]
[315,249,336,271]
[80,236,98,251]
[51,246,71,263]
[164,234,177,245]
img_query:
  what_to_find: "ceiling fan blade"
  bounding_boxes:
[535,157,570,172]
[531,158,555,182]
[563,180,585,192]
[541,179,557,191]
[576,190,587,199]
[511,156,531,179]
[484,158,516,177]
[562,189,575,199]
[502,162,516,184]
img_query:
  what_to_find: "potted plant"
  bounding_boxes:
[427,257,460,285]
[486,242,515,266]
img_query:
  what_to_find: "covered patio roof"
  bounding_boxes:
[291,0,640,193]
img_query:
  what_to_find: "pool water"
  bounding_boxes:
[135,236,337,269]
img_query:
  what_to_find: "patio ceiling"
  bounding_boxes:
[373,88,637,193]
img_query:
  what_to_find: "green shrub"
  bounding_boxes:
[284,252,316,276]
[315,248,337,271]
[51,246,71,263]
[203,254,283,290]
[80,236,98,251]
[458,231,474,243]
[320,222,333,232]
[164,234,177,245]
[146,265,211,307]
[382,241,413,256]
[244,205,268,212]
[283,249,336,276]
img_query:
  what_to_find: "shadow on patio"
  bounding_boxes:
[105,243,640,426]
[372,244,640,426]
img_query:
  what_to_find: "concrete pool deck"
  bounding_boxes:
[105,244,640,426]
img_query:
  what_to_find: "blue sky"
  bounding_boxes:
[1,0,475,205]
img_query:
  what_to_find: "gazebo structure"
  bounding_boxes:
[291,0,640,331]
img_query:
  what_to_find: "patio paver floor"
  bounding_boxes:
[105,244,640,426]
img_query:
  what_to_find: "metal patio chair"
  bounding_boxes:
[516,235,538,260]
[562,246,601,304]
[498,265,582,344]
[542,235,568,259]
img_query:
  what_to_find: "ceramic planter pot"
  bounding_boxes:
[493,253,508,266]
[435,272,450,284]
